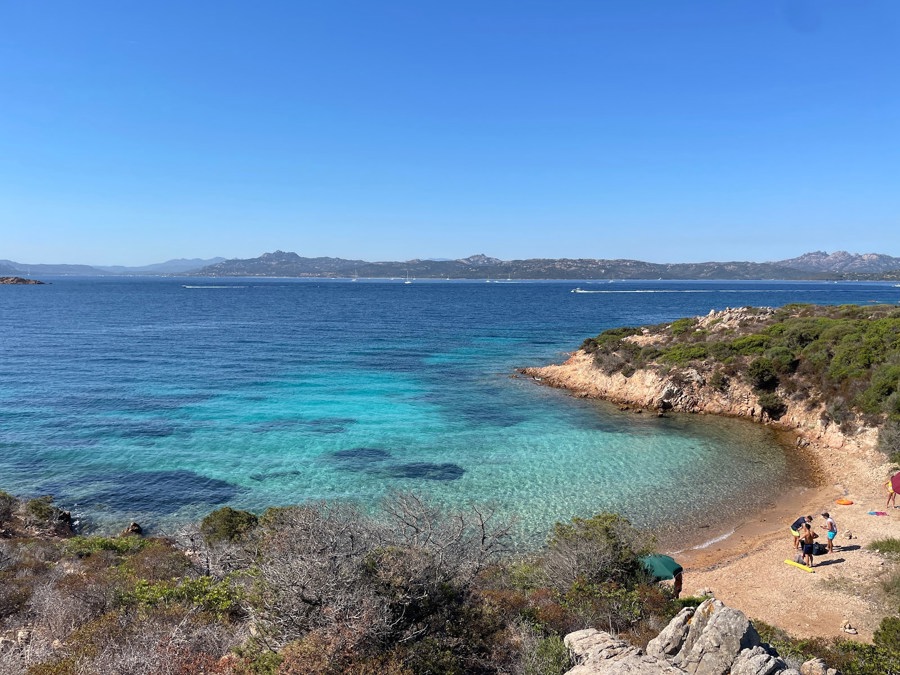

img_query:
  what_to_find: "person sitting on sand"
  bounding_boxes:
[820,512,837,553]
[887,474,898,509]
[790,515,813,549]
[800,522,818,567]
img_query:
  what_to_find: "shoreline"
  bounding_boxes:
[523,351,898,641]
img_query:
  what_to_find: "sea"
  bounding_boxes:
[2,277,898,545]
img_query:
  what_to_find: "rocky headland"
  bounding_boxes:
[0,276,44,285]
[524,306,900,642]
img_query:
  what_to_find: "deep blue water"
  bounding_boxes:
[2,277,898,543]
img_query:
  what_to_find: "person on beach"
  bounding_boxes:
[800,522,818,567]
[790,515,813,549]
[887,474,898,509]
[820,512,837,553]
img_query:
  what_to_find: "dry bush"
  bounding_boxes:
[251,493,515,663]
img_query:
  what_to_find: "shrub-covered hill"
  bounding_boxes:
[580,303,900,457]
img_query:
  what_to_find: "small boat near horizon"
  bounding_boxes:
[570,287,604,293]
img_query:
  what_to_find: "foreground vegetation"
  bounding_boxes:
[1,489,898,674]
[0,491,678,674]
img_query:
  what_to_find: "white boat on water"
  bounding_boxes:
[570,287,603,293]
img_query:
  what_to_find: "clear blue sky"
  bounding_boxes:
[2,1,898,265]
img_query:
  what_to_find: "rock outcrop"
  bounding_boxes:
[522,307,878,456]
[0,276,44,285]
[563,599,834,675]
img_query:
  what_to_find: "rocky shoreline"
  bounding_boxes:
[522,307,898,641]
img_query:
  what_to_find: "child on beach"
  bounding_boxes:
[820,512,837,553]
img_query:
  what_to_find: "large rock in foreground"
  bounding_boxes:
[563,598,825,675]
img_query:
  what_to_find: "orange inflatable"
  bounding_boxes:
[835,499,853,505]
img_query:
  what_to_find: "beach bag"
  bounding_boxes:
[813,542,827,556]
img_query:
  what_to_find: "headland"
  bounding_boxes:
[523,305,900,640]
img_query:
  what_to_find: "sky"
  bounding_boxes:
[1,1,899,266]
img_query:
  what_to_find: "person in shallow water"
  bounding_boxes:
[800,522,818,568]
[790,515,813,550]
[820,512,838,553]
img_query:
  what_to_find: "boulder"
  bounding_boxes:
[564,600,831,675]
[730,646,788,675]
[565,629,684,675]
[672,598,761,675]
[647,607,695,658]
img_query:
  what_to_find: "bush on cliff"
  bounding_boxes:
[200,506,259,544]
[582,304,900,427]
[0,489,15,523]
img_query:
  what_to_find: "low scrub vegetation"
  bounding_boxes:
[584,304,900,441]
[0,490,683,675]
[1,489,895,673]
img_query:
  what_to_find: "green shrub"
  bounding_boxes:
[874,615,900,659]
[869,538,900,555]
[731,334,771,355]
[525,635,571,675]
[124,576,242,617]
[708,371,729,393]
[747,358,779,391]
[660,343,708,365]
[200,506,258,544]
[65,535,150,558]
[25,495,56,525]
[0,490,16,523]
[757,392,787,420]
[669,318,696,336]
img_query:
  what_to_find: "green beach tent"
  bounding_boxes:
[641,554,683,581]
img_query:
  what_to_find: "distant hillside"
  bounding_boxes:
[192,251,841,280]
[0,260,110,276]
[97,257,227,274]
[5,250,900,280]
[775,250,900,274]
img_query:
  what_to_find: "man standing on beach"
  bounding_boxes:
[820,512,837,553]
[800,522,818,568]
[790,515,813,550]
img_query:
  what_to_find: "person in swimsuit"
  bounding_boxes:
[820,512,837,553]
[800,522,818,567]
[790,515,813,549]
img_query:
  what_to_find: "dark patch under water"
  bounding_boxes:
[248,469,303,482]
[329,447,393,468]
[78,470,242,511]
[382,462,465,481]
[255,417,356,434]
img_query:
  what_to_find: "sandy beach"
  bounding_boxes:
[524,351,900,642]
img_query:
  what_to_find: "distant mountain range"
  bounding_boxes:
[3,251,900,280]
[188,250,900,280]
[0,257,226,277]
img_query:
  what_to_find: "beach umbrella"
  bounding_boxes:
[641,554,683,581]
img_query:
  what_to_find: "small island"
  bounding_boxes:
[0,276,44,285]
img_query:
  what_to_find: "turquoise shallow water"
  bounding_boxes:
[1,278,898,544]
